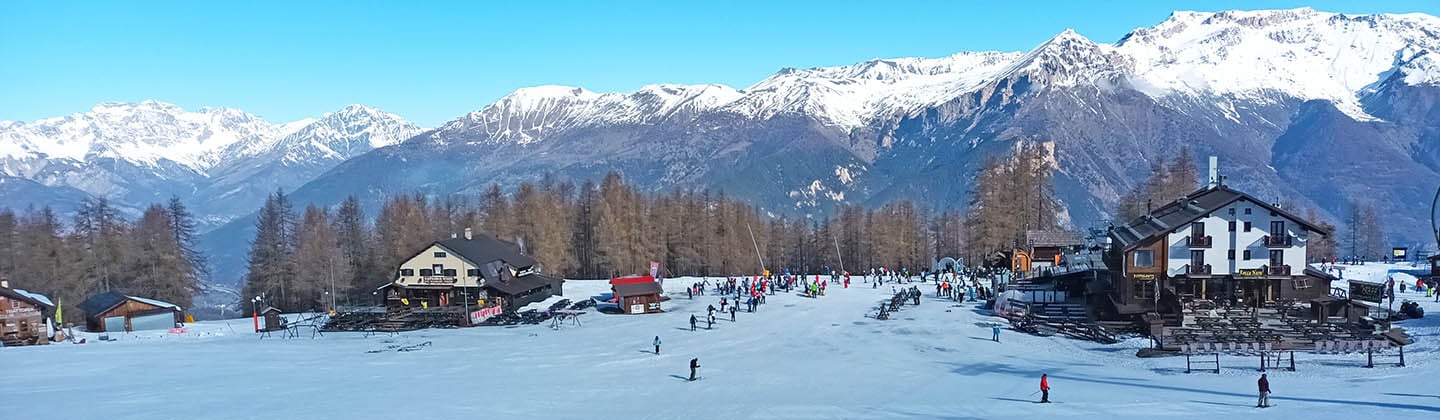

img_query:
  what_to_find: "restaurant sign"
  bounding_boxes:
[1131,273,1157,280]
[1236,268,1265,277]
[1349,280,1385,303]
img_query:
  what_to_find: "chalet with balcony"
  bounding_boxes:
[1106,184,1335,316]
[381,228,562,313]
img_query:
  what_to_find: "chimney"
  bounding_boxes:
[1207,156,1219,188]
[464,228,473,240]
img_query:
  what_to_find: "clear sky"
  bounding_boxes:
[3,0,1438,127]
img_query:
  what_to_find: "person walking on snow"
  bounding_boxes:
[1257,373,1271,408]
[1040,374,1051,403]
[689,358,700,381]
[689,315,697,332]
[993,325,1001,342]
[654,336,662,354]
[730,305,737,322]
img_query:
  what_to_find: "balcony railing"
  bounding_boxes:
[418,276,458,285]
[1187,263,1212,276]
[1265,265,1291,276]
[1263,234,1293,248]
[1186,235,1213,248]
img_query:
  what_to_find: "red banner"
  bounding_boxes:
[470,306,504,324]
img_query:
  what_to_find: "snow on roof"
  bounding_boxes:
[13,289,53,307]
[128,295,181,311]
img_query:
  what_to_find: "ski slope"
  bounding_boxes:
[2,264,1437,419]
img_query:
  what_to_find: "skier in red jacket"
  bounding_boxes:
[1040,374,1051,403]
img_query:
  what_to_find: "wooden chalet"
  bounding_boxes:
[1105,183,1335,319]
[380,228,563,313]
[1013,230,1085,273]
[611,275,663,314]
[78,291,182,333]
[0,279,55,346]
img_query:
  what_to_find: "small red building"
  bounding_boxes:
[611,275,663,314]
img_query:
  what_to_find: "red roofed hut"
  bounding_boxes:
[610,275,663,314]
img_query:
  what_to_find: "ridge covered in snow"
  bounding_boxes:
[434,7,1440,134]
[0,101,421,177]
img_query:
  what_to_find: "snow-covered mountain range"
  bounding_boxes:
[0,101,421,221]
[4,8,1439,284]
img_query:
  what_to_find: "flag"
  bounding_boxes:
[56,298,63,324]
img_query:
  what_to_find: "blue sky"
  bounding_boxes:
[3,1,1438,127]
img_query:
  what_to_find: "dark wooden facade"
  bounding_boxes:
[79,292,182,333]
[0,286,51,346]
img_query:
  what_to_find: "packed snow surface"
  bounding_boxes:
[2,263,1436,419]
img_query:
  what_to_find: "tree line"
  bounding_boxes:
[0,197,206,320]
[241,172,1000,312]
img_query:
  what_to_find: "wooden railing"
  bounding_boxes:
[1187,264,1212,275]
[1266,265,1291,276]
[1263,235,1293,248]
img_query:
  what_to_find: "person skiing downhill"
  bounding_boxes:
[654,336,661,354]
[992,325,1001,342]
[689,358,700,381]
[689,315,697,331]
[1257,373,1271,408]
[1040,374,1050,403]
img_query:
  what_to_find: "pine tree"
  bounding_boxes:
[166,196,208,286]
[129,205,194,308]
[295,205,346,311]
[0,208,17,278]
[333,195,374,301]
[242,190,299,311]
[72,197,130,292]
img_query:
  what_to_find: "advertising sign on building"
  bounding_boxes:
[1393,247,1408,260]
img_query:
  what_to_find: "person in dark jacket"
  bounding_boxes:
[689,358,700,381]
[1257,373,1270,407]
[1040,374,1050,403]
[730,305,737,321]
[653,336,661,354]
[689,315,697,331]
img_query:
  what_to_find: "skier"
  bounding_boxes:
[689,358,700,381]
[707,313,715,329]
[1257,373,1270,408]
[1040,374,1051,403]
[687,287,693,300]
[654,336,662,354]
[730,305,737,321]
[708,304,716,318]
[993,324,1001,342]
[689,314,697,332]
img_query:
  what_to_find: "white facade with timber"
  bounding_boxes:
[1107,181,1335,315]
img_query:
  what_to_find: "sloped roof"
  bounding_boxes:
[0,287,50,309]
[484,273,555,296]
[78,291,180,316]
[12,289,53,308]
[430,233,537,270]
[1111,185,1330,250]
[1027,230,1084,247]
[613,281,663,298]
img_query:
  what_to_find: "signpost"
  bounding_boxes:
[1349,280,1385,303]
